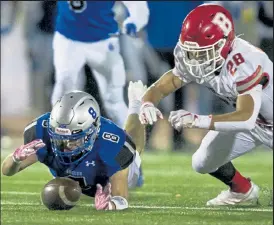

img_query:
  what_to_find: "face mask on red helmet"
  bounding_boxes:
[179,4,235,81]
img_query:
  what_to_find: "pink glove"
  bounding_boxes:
[95,183,112,210]
[13,139,45,163]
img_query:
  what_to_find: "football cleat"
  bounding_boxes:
[206,181,259,206]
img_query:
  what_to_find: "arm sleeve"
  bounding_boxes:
[23,121,37,144]
[214,85,263,131]
[115,133,136,170]
[105,132,136,177]
[213,51,266,131]
[23,116,49,163]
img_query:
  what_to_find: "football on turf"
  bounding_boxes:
[41,177,82,210]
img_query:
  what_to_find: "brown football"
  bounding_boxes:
[41,177,82,210]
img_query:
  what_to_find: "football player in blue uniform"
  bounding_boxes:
[51,1,149,128]
[2,81,147,211]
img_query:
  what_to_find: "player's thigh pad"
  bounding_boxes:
[85,37,126,87]
[127,151,141,189]
[192,130,260,174]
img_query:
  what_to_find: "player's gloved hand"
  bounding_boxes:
[95,183,112,210]
[168,110,196,131]
[128,80,147,102]
[139,102,163,125]
[1,25,12,36]
[124,23,137,36]
[12,139,45,163]
[168,110,212,131]
[122,18,137,37]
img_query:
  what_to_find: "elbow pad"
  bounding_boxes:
[214,85,263,131]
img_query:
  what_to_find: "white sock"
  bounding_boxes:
[128,100,141,115]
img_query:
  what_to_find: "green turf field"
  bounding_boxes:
[1,150,273,225]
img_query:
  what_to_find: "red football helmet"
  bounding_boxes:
[178,3,235,80]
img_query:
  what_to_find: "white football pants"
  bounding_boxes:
[51,32,128,127]
[192,127,273,174]
[127,151,141,188]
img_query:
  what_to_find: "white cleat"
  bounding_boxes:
[206,182,260,206]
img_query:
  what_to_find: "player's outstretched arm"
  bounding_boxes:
[124,80,152,155]
[1,139,45,176]
[207,85,262,131]
[143,70,184,107]
[94,81,149,211]
[124,110,145,156]
[169,85,263,132]
[140,70,185,125]
[109,168,129,210]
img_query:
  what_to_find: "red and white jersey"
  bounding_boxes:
[173,38,273,145]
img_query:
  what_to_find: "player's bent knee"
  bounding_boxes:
[192,151,211,174]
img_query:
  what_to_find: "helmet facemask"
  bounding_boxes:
[48,120,99,165]
[179,38,226,83]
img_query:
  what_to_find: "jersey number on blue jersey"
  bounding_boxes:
[68,1,87,13]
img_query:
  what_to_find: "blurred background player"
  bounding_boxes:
[51,1,149,129]
[2,81,147,211]
[23,1,57,113]
[257,1,273,61]
[139,3,273,206]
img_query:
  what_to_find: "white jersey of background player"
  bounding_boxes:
[51,1,149,128]
[139,4,273,206]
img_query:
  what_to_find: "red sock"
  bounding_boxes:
[231,170,251,193]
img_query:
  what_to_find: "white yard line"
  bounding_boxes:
[1,191,39,196]
[1,200,272,212]
[1,191,172,196]
[1,180,49,185]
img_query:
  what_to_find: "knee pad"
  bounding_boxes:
[192,150,210,174]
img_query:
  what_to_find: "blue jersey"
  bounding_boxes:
[24,113,135,197]
[55,1,118,42]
